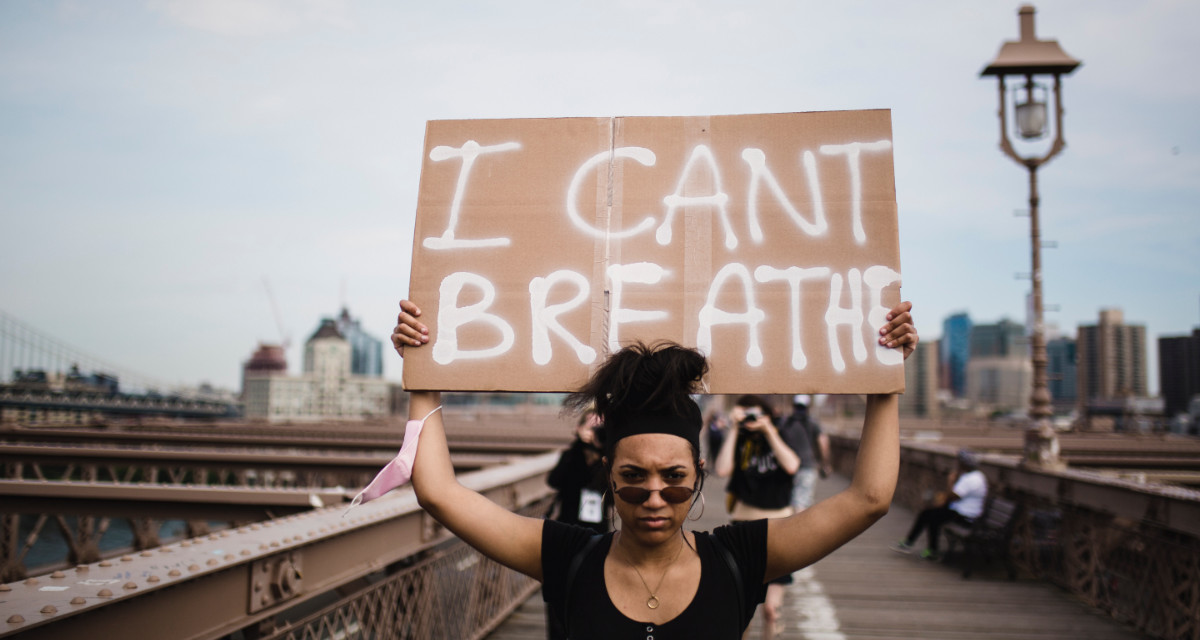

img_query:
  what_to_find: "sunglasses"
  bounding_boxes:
[612,483,696,505]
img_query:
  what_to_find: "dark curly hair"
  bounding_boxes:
[565,342,706,427]
[564,341,709,495]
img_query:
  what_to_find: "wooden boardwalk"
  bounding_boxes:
[487,474,1148,640]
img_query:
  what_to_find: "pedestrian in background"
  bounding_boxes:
[705,409,731,467]
[891,448,988,560]
[547,409,609,534]
[715,394,801,640]
[545,409,609,639]
[782,395,832,512]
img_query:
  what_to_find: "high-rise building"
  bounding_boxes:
[969,318,1026,358]
[242,315,389,422]
[1046,337,1077,411]
[940,313,972,397]
[966,356,1031,414]
[1159,329,1200,417]
[965,318,1030,414]
[1076,308,1147,402]
[335,308,383,377]
[242,344,287,377]
[241,344,288,411]
[901,338,940,418]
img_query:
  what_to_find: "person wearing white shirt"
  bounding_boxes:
[891,449,988,560]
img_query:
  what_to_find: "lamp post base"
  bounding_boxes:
[1022,419,1066,470]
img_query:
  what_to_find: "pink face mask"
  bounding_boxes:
[344,405,442,516]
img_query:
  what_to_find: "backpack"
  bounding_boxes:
[781,412,818,463]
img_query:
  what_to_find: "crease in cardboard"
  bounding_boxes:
[590,116,618,362]
[601,116,616,359]
[682,116,713,352]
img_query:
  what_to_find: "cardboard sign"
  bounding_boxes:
[404,111,903,394]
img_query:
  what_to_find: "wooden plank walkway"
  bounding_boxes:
[487,473,1149,640]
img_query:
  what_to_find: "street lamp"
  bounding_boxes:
[980,5,1080,468]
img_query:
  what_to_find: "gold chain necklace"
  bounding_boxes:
[623,532,686,609]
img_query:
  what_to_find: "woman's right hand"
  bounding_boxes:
[877,301,917,360]
[391,300,429,357]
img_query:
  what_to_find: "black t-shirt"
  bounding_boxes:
[547,439,607,533]
[727,428,801,509]
[541,519,768,639]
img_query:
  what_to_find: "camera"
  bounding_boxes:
[739,408,762,428]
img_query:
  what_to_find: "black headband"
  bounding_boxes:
[609,399,702,452]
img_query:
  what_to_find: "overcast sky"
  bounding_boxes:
[2,0,1197,394]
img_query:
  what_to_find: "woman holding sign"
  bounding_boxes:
[388,299,916,638]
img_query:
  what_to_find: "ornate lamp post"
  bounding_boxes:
[980,5,1080,467]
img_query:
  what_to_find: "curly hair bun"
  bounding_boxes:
[567,342,705,417]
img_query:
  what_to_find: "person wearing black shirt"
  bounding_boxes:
[548,410,609,534]
[389,299,918,639]
[545,410,608,640]
[716,394,801,639]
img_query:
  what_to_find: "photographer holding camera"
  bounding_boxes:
[715,394,803,640]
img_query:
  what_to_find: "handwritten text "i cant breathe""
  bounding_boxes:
[410,117,902,389]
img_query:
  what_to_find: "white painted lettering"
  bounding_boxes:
[754,265,832,370]
[606,262,668,352]
[424,140,520,250]
[411,121,903,390]
[656,145,737,249]
[697,263,767,366]
[529,270,596,365]
[824,268,866,373]
[819,140,893,245]
[567,147,658,239]
[742,148,828,242]
[432,272,516,364]
[863,265,903,366]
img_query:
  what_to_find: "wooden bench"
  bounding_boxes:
[943,495,1020,579]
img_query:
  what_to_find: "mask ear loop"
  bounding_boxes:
[343,404,443,517]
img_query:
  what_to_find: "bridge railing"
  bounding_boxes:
[830,435,1200,640]
[264,528,542,640]
[0,408,573,578]
[0,452,557,640]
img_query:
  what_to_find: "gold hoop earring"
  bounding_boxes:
[688,492,706,521]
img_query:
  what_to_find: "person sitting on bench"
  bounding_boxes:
[891,449,987,560]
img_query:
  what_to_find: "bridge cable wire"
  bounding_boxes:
[0,308,178,395]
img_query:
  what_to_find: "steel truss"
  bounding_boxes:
[0,452,557,639]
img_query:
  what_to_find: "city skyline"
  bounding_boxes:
[2,1,1197,393]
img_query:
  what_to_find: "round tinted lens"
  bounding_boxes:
[614,486,651,504]
[613,485,694,504]
[659,486,695,504]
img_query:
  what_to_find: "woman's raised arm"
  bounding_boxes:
[761,301,917,581]
[393,301,545,580]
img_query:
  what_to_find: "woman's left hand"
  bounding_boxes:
[878,301,918,361]
[391,299,429,357]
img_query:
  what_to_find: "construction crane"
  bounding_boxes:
[261,277,293,351]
